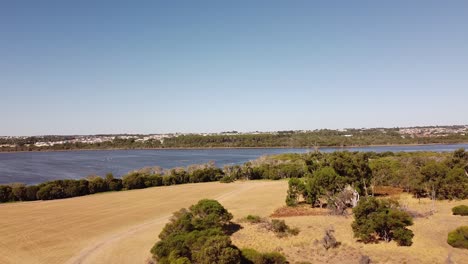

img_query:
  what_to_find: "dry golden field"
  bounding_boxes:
[0,180,467,264]
[0,181,286,264]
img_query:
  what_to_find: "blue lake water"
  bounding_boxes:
[0,144,467,185]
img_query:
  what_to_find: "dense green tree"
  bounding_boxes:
[285,178,305,206]
[352,197,413,246]
[0,185,12,202]
[151,199,240,264]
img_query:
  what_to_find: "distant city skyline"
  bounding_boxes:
[1,124,467,137]
[1,1,468,136]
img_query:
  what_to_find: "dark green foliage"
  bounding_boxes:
[192,235,241,264]
[269,219,300,237]
[190,167,223,183]
[286,166,350,209]
[190,199,233,230]
[352,197,414,246]
[122,172,147,189]
[447,226,468,249]
[452,205,468,216]
[151,199,240,264]
[24,185,39,200]
[241,248,287,264]
[0,185,13,202]
[220,175,236,183]
[285,178,305,206]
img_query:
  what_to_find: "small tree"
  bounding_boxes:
[352,197,414,246]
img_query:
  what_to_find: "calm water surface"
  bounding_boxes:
[0,144,467,184]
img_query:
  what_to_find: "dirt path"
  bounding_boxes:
[65,183,257,264]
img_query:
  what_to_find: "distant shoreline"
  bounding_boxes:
[1,142,467,154]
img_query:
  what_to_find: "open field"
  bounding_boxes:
[0,181,287,264]
[0,180,467,264]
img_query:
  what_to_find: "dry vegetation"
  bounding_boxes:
[0,181,286,264]
[232,191,468,264]
[0,180,467,264]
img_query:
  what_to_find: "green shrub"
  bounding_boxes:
[452,205,468,216]
[271,219,288,233]
[244,215,263,223]
[241,248,287,264]
[447,226,468,249]
[269,219,300,237]
[262,252,287,264]
[220,175,235,183]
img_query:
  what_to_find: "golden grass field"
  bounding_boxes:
[0,180,467,264]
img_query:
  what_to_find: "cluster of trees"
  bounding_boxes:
[0,174,123,202]
[284,151,371,214]
[369,148,468,199]
[282,149,467,208]
[0,163,224,203]
[122,164,223,190]
[3,128,468,152]
[1,149,466,204]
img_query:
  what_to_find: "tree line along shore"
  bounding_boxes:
[1,129,468,152]
[0,148,467,203]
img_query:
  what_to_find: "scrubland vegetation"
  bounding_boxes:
[1,148,467,263]
[1,149,467,205]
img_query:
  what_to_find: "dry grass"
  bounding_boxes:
[271,204,330,217]
[232,192,468,264]
[0,180,467,264]
[0,181,286,264]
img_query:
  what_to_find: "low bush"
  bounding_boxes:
[447,226,468,249]
[269,219,300,237]
[452,205,468,216]
[243,215,263,223]
[220,175,236,183]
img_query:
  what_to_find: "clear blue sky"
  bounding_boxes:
[1,1,467,136]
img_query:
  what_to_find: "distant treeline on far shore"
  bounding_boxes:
[0,149,467,203]
[1,128,468,152]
